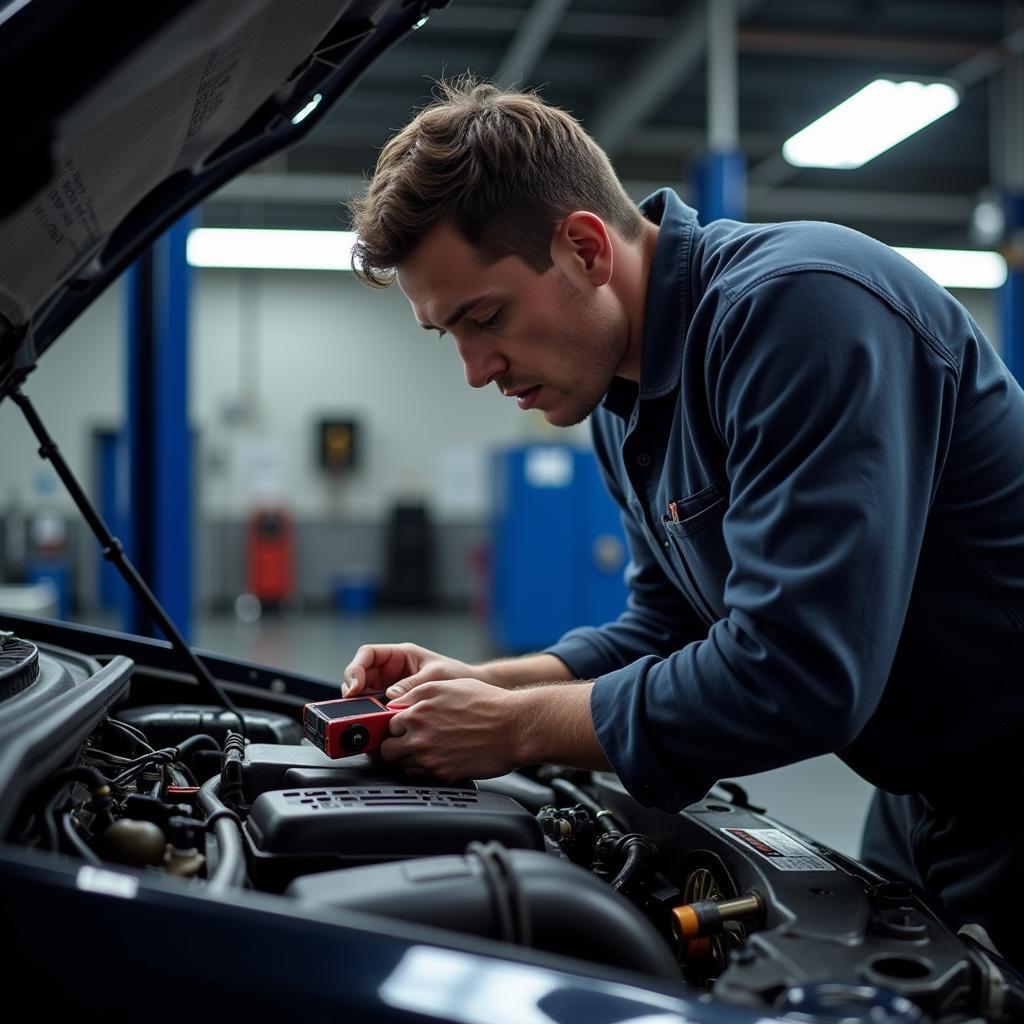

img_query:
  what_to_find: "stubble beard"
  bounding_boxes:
[544,292,624,428]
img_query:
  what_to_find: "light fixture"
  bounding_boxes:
[782,78,960,170]
[970,191,1006,248]
[185,229,1006,290]
[186,228,358,271]
[892,247,1007,290]
[290,92,323,125]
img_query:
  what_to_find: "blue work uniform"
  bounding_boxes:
[546,189,1024,960]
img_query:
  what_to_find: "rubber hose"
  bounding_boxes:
[197,775,247,895]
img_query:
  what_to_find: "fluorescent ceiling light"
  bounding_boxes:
[186,228,357,271]
[892,247,1007,289]
[783,78,960,169]
[186,229,1005,291]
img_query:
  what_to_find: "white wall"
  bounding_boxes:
[192,269,582,522]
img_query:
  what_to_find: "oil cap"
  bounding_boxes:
[876,908,928,941]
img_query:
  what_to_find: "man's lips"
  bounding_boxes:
[508,384,542,410]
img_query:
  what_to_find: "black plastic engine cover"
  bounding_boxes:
[592,774,983,1020]
[240,743,472,802]
[244,786,545,892]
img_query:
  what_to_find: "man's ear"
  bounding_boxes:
[552,212,613,287]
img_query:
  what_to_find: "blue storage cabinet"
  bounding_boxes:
[490,445,628,652]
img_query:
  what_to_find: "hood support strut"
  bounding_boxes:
[9,386,249,739]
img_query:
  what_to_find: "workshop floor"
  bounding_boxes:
[195,608,876,858]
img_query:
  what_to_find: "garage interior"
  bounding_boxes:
[1,0,1022,857]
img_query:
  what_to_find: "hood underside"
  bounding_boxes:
[0,0,438,400]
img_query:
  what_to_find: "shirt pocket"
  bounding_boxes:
[662,482,730,623]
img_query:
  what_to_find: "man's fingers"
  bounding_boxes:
[342,664,365,696]
[344,644,434,694]
[387,680,437,706]
[343,645,403,695]
[379,730,413,761]
[385,672,426,699]
[377,736,429,776]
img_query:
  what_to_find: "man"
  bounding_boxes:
[343,79,1024,963]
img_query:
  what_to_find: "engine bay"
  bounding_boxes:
[2,628,1022,1023]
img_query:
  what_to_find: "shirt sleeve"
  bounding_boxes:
[589,270,960,811]
[545,414,708,680]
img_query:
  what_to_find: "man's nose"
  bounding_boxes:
[456,338,508,389]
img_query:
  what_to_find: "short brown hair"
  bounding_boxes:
[349,77,644,287]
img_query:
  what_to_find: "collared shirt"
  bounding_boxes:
[546,189,1024,811]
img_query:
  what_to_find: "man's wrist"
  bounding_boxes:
[505,682,607,770]
[506,687,542,763]
[478,653,574,690]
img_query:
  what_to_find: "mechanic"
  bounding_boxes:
[342,79,1024,964]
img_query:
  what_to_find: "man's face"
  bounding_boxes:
[396,220,628,427]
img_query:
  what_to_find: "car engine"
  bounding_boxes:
[2,628,1022,1023]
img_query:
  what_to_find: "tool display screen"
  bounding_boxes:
[319,698,387,719]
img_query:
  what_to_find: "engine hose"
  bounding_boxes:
[61,811,102,865]
[197,775,247,895]
[609,840,648,893]
[36,766,115,833]
[465,841,532,948]
[176,733,222,759]
[548,777,623,834]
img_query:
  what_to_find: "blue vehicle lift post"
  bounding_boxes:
[122,214,195,640]
[692,0,745,224]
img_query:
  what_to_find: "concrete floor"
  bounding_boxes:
[195,608,876,858]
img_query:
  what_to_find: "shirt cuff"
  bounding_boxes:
[544,626,622,681]
[589,659,699,812]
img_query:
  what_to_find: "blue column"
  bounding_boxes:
[694,0,745,224]
[692,149,747,224]
[122,214,195,639]
[1000,192,1024,385]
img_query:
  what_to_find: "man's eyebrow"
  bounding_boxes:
[419,295,494,333]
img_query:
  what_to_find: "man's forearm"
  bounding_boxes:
[478,652,575,689]
[508,681,610,770]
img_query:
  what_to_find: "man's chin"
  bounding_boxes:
[541,397,601,428]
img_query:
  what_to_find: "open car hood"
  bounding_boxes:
[0,0,442,401]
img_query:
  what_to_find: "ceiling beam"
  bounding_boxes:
[591,0,760,158]
[747,185,973,225]
[209,173,973,227]
[736,28,992,63]
[428,6,995,58]
[494,0,572,87]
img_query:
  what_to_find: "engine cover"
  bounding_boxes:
[244,785,546,891]
[593,774,981,1020]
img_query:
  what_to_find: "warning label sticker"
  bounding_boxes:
[720,827,835,872]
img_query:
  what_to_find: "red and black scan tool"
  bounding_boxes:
[303,694,398,758]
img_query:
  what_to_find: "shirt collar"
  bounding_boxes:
[601,189,699,418]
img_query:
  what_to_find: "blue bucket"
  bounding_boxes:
[334,569,377,614]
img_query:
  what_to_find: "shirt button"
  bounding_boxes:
[636,452,651,468]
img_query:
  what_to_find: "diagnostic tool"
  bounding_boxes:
[303,694,398,758]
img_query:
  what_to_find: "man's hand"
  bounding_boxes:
[342,643,482,699]
[380,678,522,780]
[379,678,609,781]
